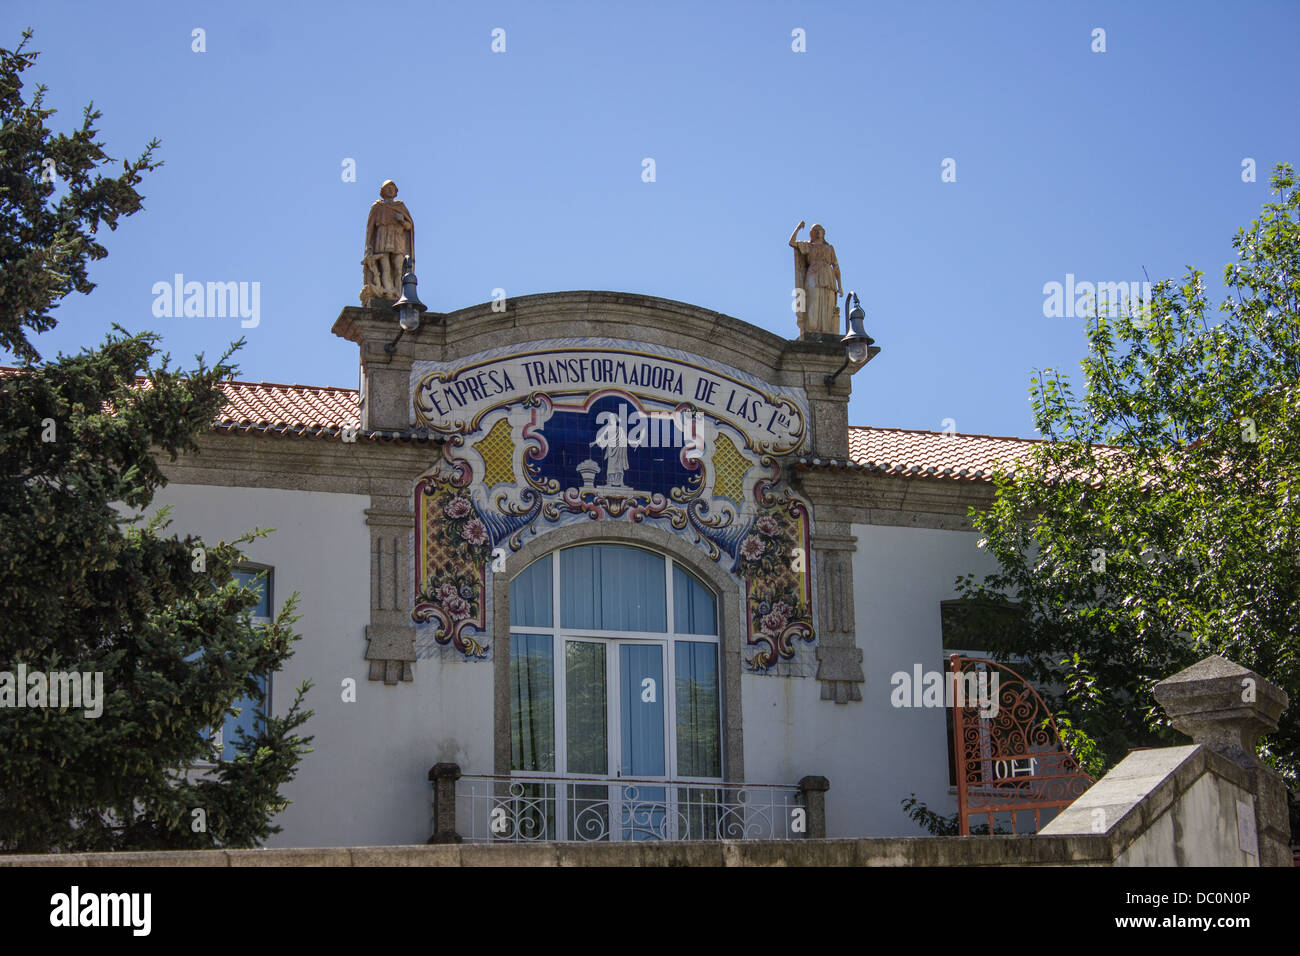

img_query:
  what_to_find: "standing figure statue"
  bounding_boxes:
[592,422,630,491]
[789,220,843,336]
[361,180,415,304]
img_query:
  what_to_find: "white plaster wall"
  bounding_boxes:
[741,523,998,838]
[148,487,998,845]
[146,484,495,848]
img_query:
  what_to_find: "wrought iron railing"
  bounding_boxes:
[454,774,808,843]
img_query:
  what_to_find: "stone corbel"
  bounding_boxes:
[811,529,864,703]
[365,498,416,684]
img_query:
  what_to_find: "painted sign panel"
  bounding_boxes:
[409,338,816,674]
[413,341,806,455]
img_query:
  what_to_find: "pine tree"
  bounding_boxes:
[0,29,313,852]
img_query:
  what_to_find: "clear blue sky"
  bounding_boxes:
[5,0,1298,439]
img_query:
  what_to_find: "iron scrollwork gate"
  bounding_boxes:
[949,654,1094,835]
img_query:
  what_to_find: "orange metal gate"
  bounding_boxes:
[949,654,1094,835]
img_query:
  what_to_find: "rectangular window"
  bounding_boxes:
[510,633,555,772]
[618,644,665,777]
[565,640,607,775]
[940,600,1022,786]
[674,641,721,778]
[233,567,271,620]
[203,566,272,762]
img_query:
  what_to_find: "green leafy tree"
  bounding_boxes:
[0,30,313,852]
[957,164,1300,794]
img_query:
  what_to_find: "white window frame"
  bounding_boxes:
[509,545,724,787]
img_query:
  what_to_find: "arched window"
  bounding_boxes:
[508,544,722,784]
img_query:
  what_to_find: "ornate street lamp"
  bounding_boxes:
[824,291,877,385]
[386,256,427,354]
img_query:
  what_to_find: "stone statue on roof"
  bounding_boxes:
[789,220,842,336]
[361,180,415,305]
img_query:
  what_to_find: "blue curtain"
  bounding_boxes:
[672,565,716,635]
[510,554,553,627]
[619,644,665,777]
[561,545,666,632]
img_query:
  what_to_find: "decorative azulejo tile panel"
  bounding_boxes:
[411,339,816,672]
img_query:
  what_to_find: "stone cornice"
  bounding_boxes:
[792,467,995,531]
[158,431,996,532]
[332,292,853,397]
[158,431,436,497]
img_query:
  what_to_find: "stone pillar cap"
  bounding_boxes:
[1152,655,1288,761]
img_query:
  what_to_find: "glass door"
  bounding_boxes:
[509,545,722,843]
[564,639,609,841]
[617,641,668,840]
[562,638,669,840]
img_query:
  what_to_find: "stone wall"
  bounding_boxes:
[1040,745,1260,867]
[0,836,1116,868]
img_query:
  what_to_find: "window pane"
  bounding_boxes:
[619,644,665,776]
[201,568,271,760]
[233,568,270,618]
[940,600,1023,652]
[510,554,553,627]
[675,641,721,778]
[560,547,597,628]
[220,676,267,761]
[673,565,716,635]
[510,634,555,772]
[561,545,666,632]
[565,641,607,775]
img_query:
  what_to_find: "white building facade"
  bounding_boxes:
[154,291,1036,847]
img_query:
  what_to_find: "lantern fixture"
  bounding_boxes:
[824,291,877,386]
[386,256,427,354]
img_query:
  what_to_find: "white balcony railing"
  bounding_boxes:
[453,774,809,843]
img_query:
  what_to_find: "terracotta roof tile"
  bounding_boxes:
[5,368,1046,466]
[214,379,360,429]
[0,368,430,442]
[798,426,1043,481]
